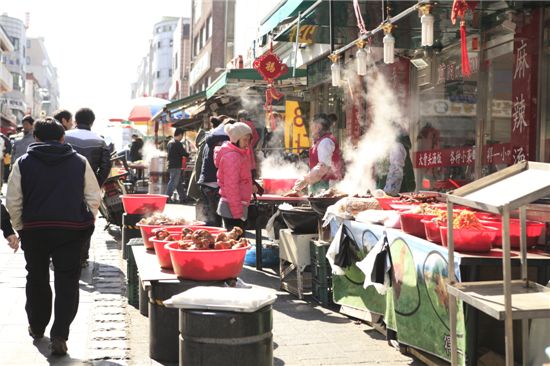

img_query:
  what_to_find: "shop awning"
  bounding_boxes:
[258,0,317,37]
[152,90,207,121]
[206,68,307,100]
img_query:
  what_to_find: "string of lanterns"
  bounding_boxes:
[329,0,435,87]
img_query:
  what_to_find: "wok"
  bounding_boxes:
[307,196,346,217]
[278,207,318,234]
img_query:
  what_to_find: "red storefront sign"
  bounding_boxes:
[510,9,539,162]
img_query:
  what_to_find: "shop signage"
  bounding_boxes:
[288,25,318,45]
[415,146,475,168]
[436,54,479,85]
[420,99,476,117]
[284,100,310,152]
[189,51,210,86]
[510,9,539,161]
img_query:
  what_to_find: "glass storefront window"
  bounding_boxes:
[542,8,550,162]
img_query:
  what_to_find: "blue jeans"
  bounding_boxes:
[166,168,186,201]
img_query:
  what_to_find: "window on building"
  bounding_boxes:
[207,16,212,40]
[169,69,173,77]
[10,37,19,51]
[200,26,205,49]
[157,26,161,33]
[157,41,162,49]
[26,39,31,49]
[169,39,173,47]
[26,56,30,65]
[194,0,202,22]
[156,71,161,78]
[174,53,178,70]
[194,36,199,56]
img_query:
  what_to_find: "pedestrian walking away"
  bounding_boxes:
[165,127,190,203]
[64,107,112,267]
[53,109,74,131]
[6,117,101,356]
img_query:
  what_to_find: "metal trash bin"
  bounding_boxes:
[149,156,169,195]
[148,279,226,363]
[164,286,276,366]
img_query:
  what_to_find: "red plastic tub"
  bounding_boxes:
[375,197,397,210]
[440,225,497,252]
[389,203,418,212]
[400,212,436,239]
[480,219,545,249]
[152,237,181,269]
[262,178,298,195]
[138,222,207,249]
[121,194,168,214]
[165,242,250,280]
[422,219,443,244]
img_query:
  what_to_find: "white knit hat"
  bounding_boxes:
[224,122,252,143]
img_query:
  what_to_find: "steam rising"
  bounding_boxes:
[259,153,308,179]
[336,62,408,195]
[142,141,166,166]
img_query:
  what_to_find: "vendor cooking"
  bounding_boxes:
[293,113,343,194]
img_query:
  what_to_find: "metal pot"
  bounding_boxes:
[149,156,167,173]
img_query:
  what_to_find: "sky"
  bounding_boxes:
[2,0,191,130]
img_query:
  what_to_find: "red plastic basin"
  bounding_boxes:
[166,242,250,280]
[440,225,496,252]
[375,197,398,210]
[480,219,545,249]
[389,203,418,212]
[152,237,181,269]
[121,194,168,214]
[422,219,443,244]
[400,212,436,239]
[262,178,298,195]
[138,222,207,249]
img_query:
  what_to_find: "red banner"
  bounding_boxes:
[510,9,539,162]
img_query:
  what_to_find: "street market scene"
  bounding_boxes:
[0,0,550,365]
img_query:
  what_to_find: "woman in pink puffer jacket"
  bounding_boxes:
[214,122,253,230]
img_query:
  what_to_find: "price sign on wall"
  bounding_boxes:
[285,100,310,152]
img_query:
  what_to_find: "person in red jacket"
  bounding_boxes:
[214,122,253,230]
[294,113,343,194]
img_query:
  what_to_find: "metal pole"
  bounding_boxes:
[293,12,301,78]
[519,205,529,366]
[502,206,514,366]
[329,0,333,52]
[447,200,458,366]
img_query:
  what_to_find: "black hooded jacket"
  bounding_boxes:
[17,142,94,230]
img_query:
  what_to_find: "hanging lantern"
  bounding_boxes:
[329,54,341,87]
[356,39,368,76]
[420,4,434,47]
[383,24,395,64]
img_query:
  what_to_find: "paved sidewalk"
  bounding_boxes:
[0,201,423,365]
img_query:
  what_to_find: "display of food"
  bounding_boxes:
[311,187,347,199]
[407,204,443,216]
[138,212,189,225]
[173,226,249,250]
[451,211,484,230]
[336,197,381,217]
[397,193,439,204]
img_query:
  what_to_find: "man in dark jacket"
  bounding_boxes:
[64,108,112,266]
[6,118,101,356]
[166,128,189,203]
[198,118,235,226]
[129,134,144,162]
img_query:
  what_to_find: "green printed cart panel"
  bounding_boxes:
[331,221,466,364]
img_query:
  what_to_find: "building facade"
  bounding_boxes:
[0,13,27,125]
[169,17,191,100]
[0,24,15,135]
[189,0,235,94]
[151,17,179,99]
[26,37,59,116]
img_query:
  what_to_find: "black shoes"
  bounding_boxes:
[28,326,44,340]
[50,337,68,356]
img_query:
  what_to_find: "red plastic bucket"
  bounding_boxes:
[480,219,545,249]
[152,237,181,269]
[121,194,168,214]
[262,178,298,195]
[375,197,397,210]
[422,219,443,244]
[400,212,436,239]
[440,225,496,252]
[166,242,250,280]
[138,222,208,249]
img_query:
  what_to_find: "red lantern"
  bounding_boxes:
[451,0,478,78]
[253,48,289,125]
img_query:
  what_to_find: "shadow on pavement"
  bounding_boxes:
[239,266,351,324]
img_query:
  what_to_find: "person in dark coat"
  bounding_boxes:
[64,108,112,266]
[129,134,144,162]
[6,117,101,356]
[165,128,190,203]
